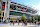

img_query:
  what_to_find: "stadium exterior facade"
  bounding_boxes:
[0,0,37,23]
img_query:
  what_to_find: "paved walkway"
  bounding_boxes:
[0,23,37,26]
[0,26,37,27]
[0,23,39,27]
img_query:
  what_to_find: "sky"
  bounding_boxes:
[10,0,40,15]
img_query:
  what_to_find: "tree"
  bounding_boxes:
[31,15,34,21]
[0,10,2,17]
[35,15,40,21]
[21,14,26,22]
[37,15,40,21]
[21,14,26,25]
[34,17,36,20]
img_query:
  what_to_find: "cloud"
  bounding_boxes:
[33,3,40,10]
[32,3,40,15]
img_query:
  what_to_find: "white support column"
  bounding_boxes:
[4,1,7,19]
[4,0,10,22]
[7,1,10,23]
[7,1,10,18]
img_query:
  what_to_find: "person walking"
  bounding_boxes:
[13,21,14,25]
[10,20,13,25]
[35,20,36,25]
[24,21,27,25]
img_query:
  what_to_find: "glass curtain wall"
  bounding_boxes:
[9,11,31,17]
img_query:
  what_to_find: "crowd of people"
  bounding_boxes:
[3,19,40,25]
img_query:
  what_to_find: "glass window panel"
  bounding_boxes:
[9,11,30,16]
